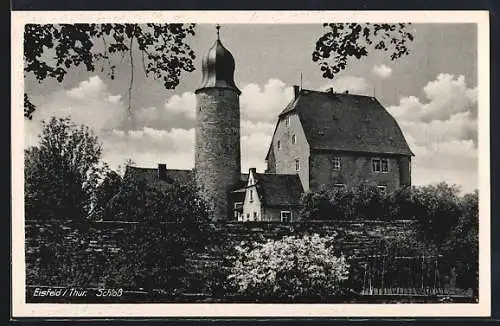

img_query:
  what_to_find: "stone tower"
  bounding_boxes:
[195,25,241,221]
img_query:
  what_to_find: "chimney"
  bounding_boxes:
[158,163,167,181]
[293,85,300,99]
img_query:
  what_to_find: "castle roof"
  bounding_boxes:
[124,166,248,188]
[266,88,413,159]
[196,25,240,94]
[252,172,303,207]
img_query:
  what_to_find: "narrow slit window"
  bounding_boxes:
[295,159,300,171]
[292,134,296,144]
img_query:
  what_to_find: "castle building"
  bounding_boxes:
[264,86,414,194]
[115,26,413,223]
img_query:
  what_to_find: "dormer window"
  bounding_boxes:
[291,134,296,144]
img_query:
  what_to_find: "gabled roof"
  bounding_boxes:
[252,172,303,207]
[267,89,413,157]
[124,166,248,188]
[124,166,194,186]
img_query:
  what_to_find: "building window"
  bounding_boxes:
[246,213,250,221]
[291,134,296,144]
[277,140,281,150]
[377,185,387,195]
[281,211,292,222]
[295,159,300,171]
[372,158,389,173]
[249,189,254,202]
[253,211,258,220]
[332,157,341,171]
[333,183,346,192]
[285,115,290,126]
[381,158,389,172]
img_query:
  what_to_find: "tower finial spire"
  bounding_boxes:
[216,24,221,40]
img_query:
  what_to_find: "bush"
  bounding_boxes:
[227,234,350,300]
[300,185,390,220]
[106,178,211,224]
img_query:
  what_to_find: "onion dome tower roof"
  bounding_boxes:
[197,25,241,94]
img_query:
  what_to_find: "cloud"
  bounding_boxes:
[102,127,195,170]
[372,64,393,79]
[324,76,370,95]
[163,92,196,120]
[24,75,126,148]
[240,78,294,123]
[25,77,290,174]
[388,73,477,123]
[387,73,478,193]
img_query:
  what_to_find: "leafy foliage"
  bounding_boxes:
[24,117,104,220]
[227,234,350,300]
[441,191,479,293]
[24,23,196,119]
[90,170,122,220]
[300,184,389,221]
[106,176,211,224]
[313,23,414,79]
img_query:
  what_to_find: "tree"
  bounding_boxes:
[24,116,104,220]
[24,23,196,119]
[90,170,122,220]
[313,23,414,79]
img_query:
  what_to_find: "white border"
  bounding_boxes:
[11,10,490,317]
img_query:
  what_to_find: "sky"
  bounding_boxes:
[24,23,479,193]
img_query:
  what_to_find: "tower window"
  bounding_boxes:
[332,157,341,171]
[277,140,281,150]
[295,159,300,171]
[249,189,254,202]
[292,134,296,144]
[285,116,290,126]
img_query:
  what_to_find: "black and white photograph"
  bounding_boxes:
[12,11,490,317]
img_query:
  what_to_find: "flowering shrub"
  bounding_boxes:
[227,234,350,300]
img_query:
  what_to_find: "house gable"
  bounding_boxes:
[265,111,311,191]
[241,169,263,221]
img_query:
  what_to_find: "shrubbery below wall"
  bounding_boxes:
[25,218,478,302]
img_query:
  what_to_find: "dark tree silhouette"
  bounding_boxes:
[24,23,196,119]
[24,117,105,220]
[313,23,414,79]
